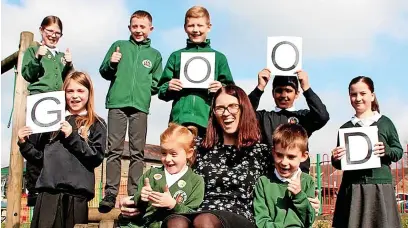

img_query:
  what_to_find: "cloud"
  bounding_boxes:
[202,0,408,59]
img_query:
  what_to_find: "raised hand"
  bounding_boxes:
[140,178,152,202]
[18,126,33,143]
[110,46,122,63]
[257,68,271,91]
[296,70,310,91]
[64,48,72,65]
[208,81,222,93]
[287,171,302,195]
[149,185,176,209]
[36,41,48,59]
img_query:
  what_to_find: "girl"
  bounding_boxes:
[331,76,403,228]
[119,123,205,228]
[17,71,106,228]
[22,15,73,95]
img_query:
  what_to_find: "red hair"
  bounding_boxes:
[202,85,261,150]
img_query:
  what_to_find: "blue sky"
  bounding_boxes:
[1,0,408,167]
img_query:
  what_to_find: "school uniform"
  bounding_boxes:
[157,39,234,136]
[22,45,73,95]
[253,169,315,228]
[119,166,204,228]
[18,113,107,228]
[100,37,163,197]
[331,112,403,228]
[248,87,330,173]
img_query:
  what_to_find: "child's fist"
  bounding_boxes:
[140,178,152,202]
[36,42,48,59]
[110,47,122,63]
[257,68,271,91]
[287,171,302,195]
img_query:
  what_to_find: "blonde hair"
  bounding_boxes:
[184,6,210,25]
[272,124,308,153]
[160,123,198,165]
[63,71,100,141]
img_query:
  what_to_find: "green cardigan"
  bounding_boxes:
[123,166,204,228]
[253,172,316,228]
[332,115,403,184]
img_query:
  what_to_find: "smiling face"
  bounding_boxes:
[349,81,375,115]
[273,86,299,109]
[184,17,211,43]
[65,80,89,115]
[214,92,241,136]
[160,139,193,174]
[273,143,308,178]
[40,23,62,48]
[128,16,153,42]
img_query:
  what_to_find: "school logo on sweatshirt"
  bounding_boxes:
[142,59,152,68]
[173,190,187,204]
[288,116,299,124]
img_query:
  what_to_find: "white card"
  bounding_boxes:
[267,36,302,76]
[180,52,215,89]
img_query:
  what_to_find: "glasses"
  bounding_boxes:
[214,103,240,115]
[43,28,62,37]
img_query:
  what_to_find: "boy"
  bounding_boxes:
[249,69,329,173]
[254,124,315,228]
[157,6,234,137]
[98,10,163,213]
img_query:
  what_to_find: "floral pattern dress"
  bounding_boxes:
[193,142,272,222]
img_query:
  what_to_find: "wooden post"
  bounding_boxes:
[5,31,33,228]
[1,51,18,74]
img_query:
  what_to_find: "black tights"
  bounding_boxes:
[164,213,222,228]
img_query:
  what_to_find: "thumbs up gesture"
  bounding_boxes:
[64,48,72,65]
[110,46,122,63]
[287,171,302,195]
[36,41,48,59]
[149,185,176,209]
[140,178,152,202]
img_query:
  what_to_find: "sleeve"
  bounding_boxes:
[248,87,264,111]
[18,133,43,165]
[215,54,234,86]
[253,178,282,228]
[61,119,106,169]
[331,135,342,170]
[291,176,316,228]
[150,52,163,95]
[61,57,74,81]
[171,175,205,213]
[158,53,179,101]
[383,118,403,162]
[99,42,118,80]
[301,88,330,134]
[21,46,43,83]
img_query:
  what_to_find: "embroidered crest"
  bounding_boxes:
[288,116,299,124]
[61,56,66,65]
[173,190,187,204]
[154,173,162,180]
[78,126,90,138]
[178,180,186,188]
[142,59,152,68]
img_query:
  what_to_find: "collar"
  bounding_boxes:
[164,165,189,187]
[274,168,301,183]
[65,110,87,117]
[351,111,381,126]
[186,39,211,48]
[273,106,297,112]
[129,37,151,47]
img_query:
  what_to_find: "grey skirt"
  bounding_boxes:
[332,183,401,228]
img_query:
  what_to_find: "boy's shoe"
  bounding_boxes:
[98,193,117,213]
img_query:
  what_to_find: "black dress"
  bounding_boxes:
[164,142,272,228]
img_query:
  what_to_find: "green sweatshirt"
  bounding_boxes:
[22,45,73,95]
[254,173,315,228]
[157,39,234,128]
[99,37,163,113]
[332,115,403,184]
[123,166,204,228]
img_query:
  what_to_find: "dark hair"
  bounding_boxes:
[202,85,261,150]
[40,16,63,33]
[273,124,308,153]
[272,76,299,92]
[348,76,380,113]
[130,10,153,24]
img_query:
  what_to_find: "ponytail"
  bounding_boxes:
[372,95,380,113]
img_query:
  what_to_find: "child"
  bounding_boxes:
[17,71,106,227]
[254,124,315,228]
[99,10,163,212]
[21,15,74,206]
[157,5,234,137]
[331,76,403,228]
[119,123,205,228]
[248,69,330,173]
